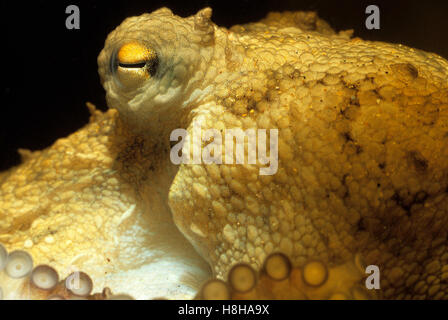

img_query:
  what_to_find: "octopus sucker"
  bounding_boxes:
[30,265,59,291]
[2,6,448,299]
[0,244,117,300]
[227,263,258,294]
[65,271,94,297]
[262,252,292,281]
[5,250,33,279]
[198,252,375,300]
[302,260,328,287]
[197,279,231,300]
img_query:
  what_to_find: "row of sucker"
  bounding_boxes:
[0,243,134,300]
[1,243,379,300]
[196,252,380,300]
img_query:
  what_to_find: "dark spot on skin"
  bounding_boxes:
[414,191,428,204]
[372,88,382,99]
[339,106,355,120]
[357,217,366,231]
[392,190,428,217]
[116,137,145,165]
[391,63,419,81]
[355,145,363,154]
[320,233,329,246]
[289,69,301,79]
[407,150,428,172]
[264,92,272,102]
[342,131,354,142]
[405,63,419,79]
[379,162,386,170]
[247,100,257,113]
[392,192,412,214]
[340,78,358,90]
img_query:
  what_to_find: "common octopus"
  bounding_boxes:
[1,7,448,300]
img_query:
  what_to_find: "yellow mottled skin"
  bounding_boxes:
[1,7,448,299]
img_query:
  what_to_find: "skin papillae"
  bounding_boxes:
[1,7,448,300]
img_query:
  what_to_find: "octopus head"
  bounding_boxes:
[98,7,216,132]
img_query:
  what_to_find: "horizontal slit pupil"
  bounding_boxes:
[118,62,146,68]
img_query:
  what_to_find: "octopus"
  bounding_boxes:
[1,7,448,300]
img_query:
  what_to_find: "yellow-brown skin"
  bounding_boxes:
[1,7,448,299]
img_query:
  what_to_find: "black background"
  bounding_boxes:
[1,0,448,171]
[0,299,435,316]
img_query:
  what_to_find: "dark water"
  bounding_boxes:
[1,0,447,171]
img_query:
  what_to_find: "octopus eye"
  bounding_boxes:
[112,41,159,87]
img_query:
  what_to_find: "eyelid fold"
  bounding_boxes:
[110,40,159,88]
[117,41,157,65]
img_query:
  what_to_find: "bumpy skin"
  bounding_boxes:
[0,106,210,299]
[2,8,448,299]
